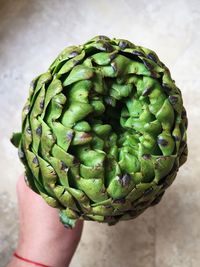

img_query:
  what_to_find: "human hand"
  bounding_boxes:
[7,175,83,267]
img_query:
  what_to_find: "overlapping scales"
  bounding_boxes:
[11,36,188,227]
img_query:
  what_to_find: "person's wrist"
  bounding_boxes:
[6,176,84,267]
[15,238,70,267]
[7,256,36,267]
[16,241,60,267]
[15,219,83,267]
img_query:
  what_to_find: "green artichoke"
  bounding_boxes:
[11,35,188,228]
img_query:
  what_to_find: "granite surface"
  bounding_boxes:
[0,0,200,266]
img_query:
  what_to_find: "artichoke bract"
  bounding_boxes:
[11,36,188,228]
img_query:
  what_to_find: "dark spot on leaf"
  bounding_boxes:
[144,187,154,196]
[101,42,114,52]
[142,154,151,160]
[113,198,126,204]
[143,59,154,70]
[111,62,118,72]
[69,51,79,58]
[157,138,168,146]
[180,140,186,147]
[132,51,145,57]
[150,71,158,78]
[119,173,131,187]
[40,100,44,109]
[36,125,42,136]
[105,205,112,209]
[73,157,79,164]
[50,170,56,176]
[173,135,180,141]
[61,161,68,171]
[142,87,153,96]
[110,53,117,61]
[32,156,39,165]
[147,53,158,62]
[181,108,187,118]
[80,133,92,139]
[169,95,178,105]
[162,84,172,94]
[66,132,73,140]
[100,188,106,194]
[119,40,129,49]
[26,127,31,135]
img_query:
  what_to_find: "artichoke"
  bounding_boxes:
[11,35,188,228]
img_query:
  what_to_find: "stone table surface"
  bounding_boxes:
[0,0,200,266]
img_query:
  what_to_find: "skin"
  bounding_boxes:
[6,175,83,267]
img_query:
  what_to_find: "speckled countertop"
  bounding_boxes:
[0,0,200,266]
